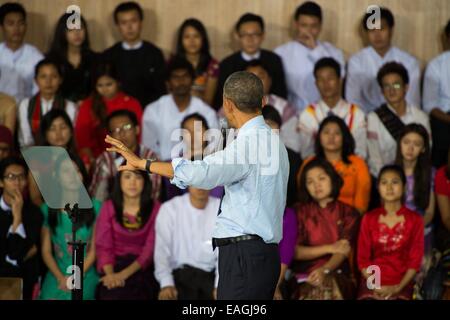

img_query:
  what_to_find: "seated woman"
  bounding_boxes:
[95,167,161,300]
[39,152,100,300]
[357,165,424,300]
[290,158,360,300]
[75,62,143,169]
[173,18,219,106]
[29,109,77,207]
[435,149,450,299]
[298,116,371,214]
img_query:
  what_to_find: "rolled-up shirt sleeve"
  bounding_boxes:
[170,139,251,190]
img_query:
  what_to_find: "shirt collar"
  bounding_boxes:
[319,99,345,111]
[368,45,394,59]
[237,115,266,136]
[121,41,143,50]
[241,51,261,61]
[0,196,11,212]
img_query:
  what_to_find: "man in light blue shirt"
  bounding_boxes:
[105,71,290,300]
[423,24,450,168]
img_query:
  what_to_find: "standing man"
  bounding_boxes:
[103,1,166,107]
[275,1,345,112]
[105,71,290,300]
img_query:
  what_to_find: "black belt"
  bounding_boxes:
[212,234,262,250]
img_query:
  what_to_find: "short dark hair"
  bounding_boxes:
[235,13,264,33]
[378,164,406,187]
[34,58,62,79]
[445,19,450,38]
[298,157,343,204]
[245,59,269,73]
[166,57,195,81]
[362,7,395,30]
[315,116,355,164]
[181,113,209,131]
[223,71,264,113]
[113,1,143,24]
[0,2,26,25]
[314,57,341,79]
[107,109,139,131]
[0,156,28,181]
[262,105,282,128]
[295,1,322,22]
[377,61,409,87]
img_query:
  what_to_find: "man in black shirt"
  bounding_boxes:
[0,157,42,300]
[214,13,287,109]
[103,2,166,108]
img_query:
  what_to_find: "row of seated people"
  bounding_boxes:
[0,1,449,170]
[0,104,450,299]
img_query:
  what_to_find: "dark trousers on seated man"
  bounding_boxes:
[215,236,280,300]
[173,265,215,300]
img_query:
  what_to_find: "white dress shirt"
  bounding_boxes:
[142,94,219,160]
[367,104,431,176]
[1,196,26,267]
[346,46,421,114]
[297,99,367,159]
[275,40,345,112]
[0,43,43,103]
[423,51,450,113]
[18,97,77,147]
[154,193,220,288]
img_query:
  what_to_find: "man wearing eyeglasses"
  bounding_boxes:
[89,109,161,202]
[0,156,42,299]
[367,62,431,176]
[213,13,287,110]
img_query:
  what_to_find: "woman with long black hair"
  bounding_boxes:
[47,13,98,104]
[95,167,161,300]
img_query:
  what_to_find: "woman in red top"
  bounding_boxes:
[435,149,450,293]
[75,62,143,168]
[357,164,424,300]
[292,158,360,300]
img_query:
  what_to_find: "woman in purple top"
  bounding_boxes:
[95,167,161,300]
[394,124,436,294]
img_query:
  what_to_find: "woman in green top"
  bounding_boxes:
[39,152,101,300]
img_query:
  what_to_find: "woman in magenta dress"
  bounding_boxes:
[291,158,360,300]
[357,164,424,300]
[95,167,160,300]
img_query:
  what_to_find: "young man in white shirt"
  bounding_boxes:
[275,1,345,112]
[142,58,219,161]
[422,21,450,168]
[346,7,421,114]
[0,2,43,103]
[154,187,220,300]
[367,62,430,176]
[298,57,367,159]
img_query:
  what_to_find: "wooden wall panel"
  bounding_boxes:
[1,0,449,67]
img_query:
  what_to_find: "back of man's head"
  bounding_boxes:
[223,71,263,114]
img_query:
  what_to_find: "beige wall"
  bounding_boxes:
[1,0,449,67]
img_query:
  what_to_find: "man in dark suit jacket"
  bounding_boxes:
[103,2,166,108]
[214,13,287,109]
[0,157,42,300]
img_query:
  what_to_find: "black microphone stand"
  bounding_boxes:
[64,203,86,300]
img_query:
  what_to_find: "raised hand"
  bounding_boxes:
[105,135,145,172]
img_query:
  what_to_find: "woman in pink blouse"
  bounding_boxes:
[95,167,161,300]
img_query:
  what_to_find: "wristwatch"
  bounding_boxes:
[145,157,157,173]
